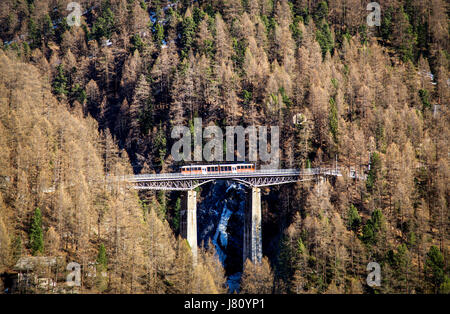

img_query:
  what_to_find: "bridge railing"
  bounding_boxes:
[120,167,344,182]
[107,166,367,185]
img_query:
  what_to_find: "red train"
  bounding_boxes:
[180,163,255,175]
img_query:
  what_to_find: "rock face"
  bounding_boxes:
[197,180,246,293]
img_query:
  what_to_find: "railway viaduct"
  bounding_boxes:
[122,167,365,263]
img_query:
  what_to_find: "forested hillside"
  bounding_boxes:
[0,0,448,294]
[0,52,226,293]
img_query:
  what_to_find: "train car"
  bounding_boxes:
[234,164,255,173]
[180,163,255,175]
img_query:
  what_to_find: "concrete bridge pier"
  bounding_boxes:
[180,189,198,262]
[243,187,262,264]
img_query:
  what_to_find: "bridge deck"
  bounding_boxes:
[109,167,365,190]
[124,168,342,182]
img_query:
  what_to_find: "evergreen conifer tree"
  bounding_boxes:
[30,208,44,256]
